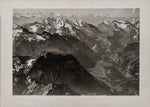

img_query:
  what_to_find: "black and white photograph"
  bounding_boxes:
[12,9,140,95]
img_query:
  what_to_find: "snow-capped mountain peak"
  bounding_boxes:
[14,12,46,19]
[42,15,77,35]
[75,19,87,27]
[112,20,128,29]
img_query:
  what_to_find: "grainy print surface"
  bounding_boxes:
[13,9,140,95]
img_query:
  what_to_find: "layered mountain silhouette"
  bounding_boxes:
[13,13,140,95]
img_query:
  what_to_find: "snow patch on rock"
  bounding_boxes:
[35,35,46,41]
[26,59,36,67]
[91,44,98,52]
[29,25,38,33]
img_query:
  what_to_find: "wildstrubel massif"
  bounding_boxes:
[13,13,139,95]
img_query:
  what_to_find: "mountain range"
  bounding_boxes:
[13,13,140,95]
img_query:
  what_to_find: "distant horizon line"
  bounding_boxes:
[13,8,139,18]
[13,12,139,19]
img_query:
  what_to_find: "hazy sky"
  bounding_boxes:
[14,8,139,18]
